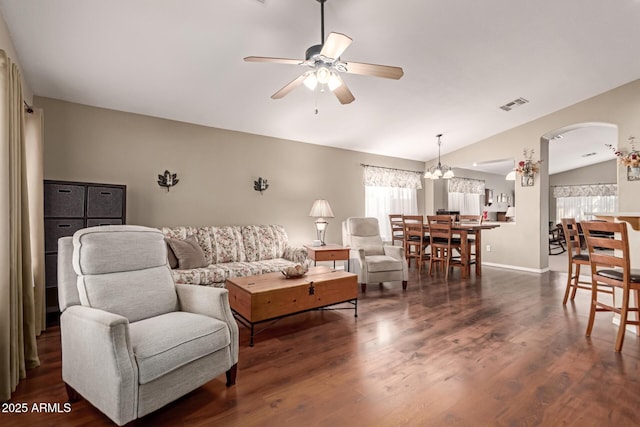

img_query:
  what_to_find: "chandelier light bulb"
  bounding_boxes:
[316,66,331,84]
[303,73,318,90]
[328,72,342,91]
[423,133,455,180]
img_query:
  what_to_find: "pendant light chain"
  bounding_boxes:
[424,133,455,180]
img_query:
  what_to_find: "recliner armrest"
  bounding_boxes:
[349,248,367,266]
[175,284,239,364]
[383,245,405,260]
[60,305,137,426]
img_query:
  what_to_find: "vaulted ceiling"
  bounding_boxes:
[1,0,638,166]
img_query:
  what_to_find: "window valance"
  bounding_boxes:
[552,184,617,198]
[362,165,423,189]
[448,177,485,194]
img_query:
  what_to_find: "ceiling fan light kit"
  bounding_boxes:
[244,0,403,105]
[424,134,455,180]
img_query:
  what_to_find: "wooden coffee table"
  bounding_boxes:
[226,266,358,346]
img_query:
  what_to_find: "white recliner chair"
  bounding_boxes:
[342,217,408,292]
[57,225,239,425]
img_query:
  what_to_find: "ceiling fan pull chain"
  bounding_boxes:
[314,85,319,114]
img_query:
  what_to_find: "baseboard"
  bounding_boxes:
[482,262,549,274]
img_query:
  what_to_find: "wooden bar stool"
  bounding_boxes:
[561,218,595,304]
[404,221,429,273]
[389,214,405,247]
[582,221,640,352]
[427,215,463,281]
[402,215,427,270]
[459,214,482,270]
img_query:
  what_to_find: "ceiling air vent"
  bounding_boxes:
[582,152,597,158]
[499,97,529,112]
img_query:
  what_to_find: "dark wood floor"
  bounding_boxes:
[4,266,640,426]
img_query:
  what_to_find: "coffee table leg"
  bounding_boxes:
[354,299,358,318]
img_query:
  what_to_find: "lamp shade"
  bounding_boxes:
[505,170,516,181]
[309,199,334,218]
[505,206,516,219]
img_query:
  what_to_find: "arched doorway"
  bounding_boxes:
[542,122,618,273]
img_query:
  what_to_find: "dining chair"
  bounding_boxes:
[582,220,640,352]
[404,221,429,273]
[458,214,482,268]
[389,214,405,247]
[560,218,597,304]
[427,215,463,281]
[402,215,425,264]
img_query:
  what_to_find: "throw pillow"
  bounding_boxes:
[165,239,179,269]
[166,235,207,269]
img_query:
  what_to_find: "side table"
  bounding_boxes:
[304,244,350,271]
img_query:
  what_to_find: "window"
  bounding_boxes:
[365,186,418,241]
[556,196,618,222]
[553,184,617,222]
[447,177,484,215]
[362,165,422,242]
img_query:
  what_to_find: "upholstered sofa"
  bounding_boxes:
[161,224,308,287]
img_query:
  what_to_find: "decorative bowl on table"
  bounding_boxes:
[281,264,308,279]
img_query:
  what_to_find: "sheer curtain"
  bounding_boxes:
[365,186,418,241]
[556,196,618,222]
[0,50,42,402]
[447,177,484,215]
[363,165,421,242]
[447,193,482,215]
[553,184,618,222]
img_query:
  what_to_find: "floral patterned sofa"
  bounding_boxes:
[161,224,308,287]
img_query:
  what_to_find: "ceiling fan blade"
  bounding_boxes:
[343,61,404,80]
[332,75,355,105]
[244,56,304,66]
[271,73,307,99]
[320,32,353,59]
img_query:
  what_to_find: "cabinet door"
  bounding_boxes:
[44,219,84,253]
[44,183,85,217]
[87,186,123,218]
[87,218,123,227]
[45,254,58,289]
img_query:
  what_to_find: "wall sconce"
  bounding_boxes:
[157,170,179,191]
[254,177,269,194]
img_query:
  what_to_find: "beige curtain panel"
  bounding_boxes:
[0,50,42,402]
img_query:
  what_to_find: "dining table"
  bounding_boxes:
[420,222,500,279]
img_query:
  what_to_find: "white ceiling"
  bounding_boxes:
[460,124,618,175]
[1,0,639,164]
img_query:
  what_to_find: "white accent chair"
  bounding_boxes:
[342,217,409,292]
[57,225,239,426]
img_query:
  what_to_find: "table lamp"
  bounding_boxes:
[308,199,334,246]
[505,206,516,222]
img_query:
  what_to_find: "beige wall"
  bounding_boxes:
[549,160,617,187]
[36,97,425,246]
[426,79,640,271]
[0,11,32,101]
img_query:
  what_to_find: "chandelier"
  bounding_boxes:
[424,134,455,179]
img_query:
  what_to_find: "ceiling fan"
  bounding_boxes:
[244,0,404,105]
